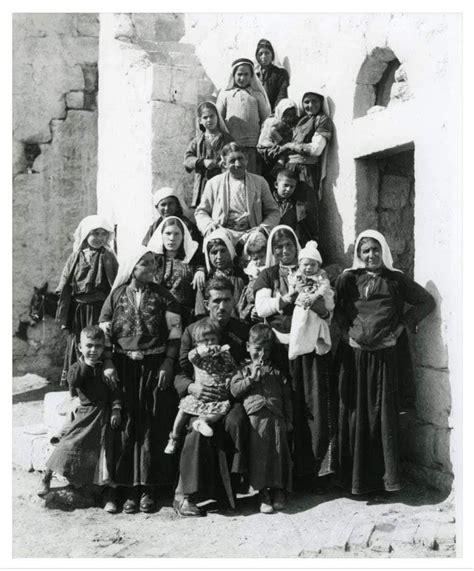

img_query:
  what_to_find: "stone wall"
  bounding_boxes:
[12,14,99,378]
[96,14,214,257]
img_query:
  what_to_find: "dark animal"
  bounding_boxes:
[29,282,59,323]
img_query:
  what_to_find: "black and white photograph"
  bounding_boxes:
[7,6,468,565]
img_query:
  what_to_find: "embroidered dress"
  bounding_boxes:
[334,230,436,495]
[56,215,117,383]
[179,344,237,416]
[99,247,182,487]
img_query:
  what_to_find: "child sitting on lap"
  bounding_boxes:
[287,240,334,359]
[164,319,238,453]
[237,232,267,322]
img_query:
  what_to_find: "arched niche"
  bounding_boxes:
[353,47,403,119]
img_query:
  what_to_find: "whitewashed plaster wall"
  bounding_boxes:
[182,13,461,491]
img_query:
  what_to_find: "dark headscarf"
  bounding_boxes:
[255,39,275,61]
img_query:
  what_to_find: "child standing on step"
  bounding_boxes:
[216,58,271,174]
[37,325,121,514]
[184,101,233,208]
[56,215,118,386]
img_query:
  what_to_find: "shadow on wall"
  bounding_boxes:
[319,96,346,267]
[400,279,453,496]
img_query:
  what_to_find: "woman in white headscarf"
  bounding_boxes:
[147,216,200,327]
[99,245,182,514]
[194,227,247,318]
[56,214,118,385]
[334,229,435,496]
[142,186,202,250]
[254,225,337,491]
[216,57,271,174]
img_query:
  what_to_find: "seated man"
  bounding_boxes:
[173,276,250,517]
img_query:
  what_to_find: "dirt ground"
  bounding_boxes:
[12,374,456,559]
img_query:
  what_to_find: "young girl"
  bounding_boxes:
[184,101,233,208]
[194,142,280,249]
[237,232,267,322]
[287,240,334,359]
[284,91,334,240]
[230,323,293,514]
[335,230,435,496]
[99,246,182,514]
[147,215,202,327]
[216,58,271,174]
[164,319,238,453]
[56,215,118,386]
[257,98,298,184]
[38,325,121,514]
[255,38,290,112]
[142,187,202,248]
[194,228,247,317]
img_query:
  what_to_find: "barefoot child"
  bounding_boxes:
[287,240,334,359]
[216,58,271,174]
[56,215,118,385]
[38,326,121,513]
[184,101,233,208]
[230,323,293,514]
[164,319,238,453]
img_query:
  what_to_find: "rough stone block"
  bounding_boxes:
[402,421,435,466]
[320,520,353,551]
[371,46,397,63]
[433,428,453,473]
[390,523,419,546]
[413,312,449,370]
[415,367,451,427]
[12,426,50,471]
[402,461,454,495]
[347,522,375,549]
[435,523,456,546]
[66,91,84,109]
[43,391,72,432]
[414,521,439,549]
[151,63,198,105]
[353,84,375,118]
[379,174,410,209]
[389,83,412,104]
[356,55,389,85]
[13,14,78,38]
[76,13,99,37]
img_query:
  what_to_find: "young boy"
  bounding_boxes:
[272,169,316,247]
[38,326,121,513]
[230,324,293,514]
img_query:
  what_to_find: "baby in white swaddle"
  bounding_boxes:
[287,240,334,359]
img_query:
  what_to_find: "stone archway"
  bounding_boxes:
[353,47,402,118]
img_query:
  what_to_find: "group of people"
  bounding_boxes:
[36,39,436,518]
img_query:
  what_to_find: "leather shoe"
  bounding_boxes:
[173,497,205,517]
[123,491,139,514]
[140,491,155,513]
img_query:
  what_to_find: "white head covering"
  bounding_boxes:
[298,240,322,265]
[152,186,186,211]
[300,91,331,118]
[111,245,153,291]
[274,98,298,122]
[72,214,114,251]
[224,58,271,109]
[197,101,230,136]
[265,224,302,267]
[147,215,198,264]
[349,229,402,272]
[203,227,236,271]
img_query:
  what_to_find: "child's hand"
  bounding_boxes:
[192,270,206,290]
[103,364,119,390]
[110,409,121,429]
